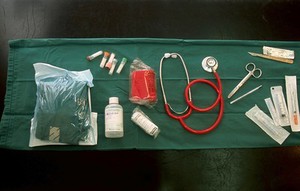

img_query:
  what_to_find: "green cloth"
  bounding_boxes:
[1,38,300,150]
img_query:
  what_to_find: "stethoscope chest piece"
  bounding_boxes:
[202,56,218,73]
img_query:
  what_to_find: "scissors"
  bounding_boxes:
[228,63,262,98]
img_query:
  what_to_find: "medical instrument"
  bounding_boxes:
[230,85,262,104]
[285,76,300,131]
[291,91,298,125]
[105,52,116,69]
[116,58,128,74]
[276,94,286,117]
[131,107,160,138]
[245,105,290,145]
[263,46,294,59]
[108,59,118,75]
[254,112,280,137]
[100,51,110,68]
[270,86,290,127]
[86,50,103,61]
[265,98,280,126]
[228,63,262,99]
[248,52,293,64]
[202,56,218,72]
[159,53,224,135]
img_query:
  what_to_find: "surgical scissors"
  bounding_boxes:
[228,63,262,98]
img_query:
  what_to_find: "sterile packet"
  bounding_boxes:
[270,86,290,127]
[131,107,160,138]
[285,76,300,132]
[245,105,290,145]
[264,97,280,126]
[29,63,98,147]
[129,58,157,108]
[263,46,295,59]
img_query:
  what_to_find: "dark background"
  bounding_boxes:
[1,0,300,190]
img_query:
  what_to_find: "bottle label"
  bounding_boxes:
[105,108,123,131]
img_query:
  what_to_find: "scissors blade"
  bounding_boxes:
[228,85,240,99]
[228,72,252,98]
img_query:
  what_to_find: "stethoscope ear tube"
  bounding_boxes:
[160,53,192,115]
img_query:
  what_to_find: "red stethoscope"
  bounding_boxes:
[159,53,224,134]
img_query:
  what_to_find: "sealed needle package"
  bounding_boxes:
[270,86,290,127]
[246,105,290,145]
[285,76,300,131]
[264,98,281,126]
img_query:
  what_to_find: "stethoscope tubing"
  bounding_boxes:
[182,71,224,134]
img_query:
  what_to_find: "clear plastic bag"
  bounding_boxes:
[29,63,98,147]
[129,58,157,107]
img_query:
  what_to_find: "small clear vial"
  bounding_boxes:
[100,52,110,68]
[108,59,118,75]
[116,57,127,74]
[105,97,124,138]
[105,53,116,69]
[87,50,103,61]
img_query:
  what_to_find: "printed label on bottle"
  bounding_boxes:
[105,108,123,131]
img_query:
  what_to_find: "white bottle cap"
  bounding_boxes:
[109,97,119,104]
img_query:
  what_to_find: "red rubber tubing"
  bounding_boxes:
[181,71,224,134]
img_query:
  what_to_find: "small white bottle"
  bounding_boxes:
[105,97,124,138]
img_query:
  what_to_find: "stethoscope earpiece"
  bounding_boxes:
[171,54,177,58]
[164,53,171,58]
[164,53,178,59]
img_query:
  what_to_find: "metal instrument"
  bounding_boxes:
[230,85,262,104]
[248,52,293,64]
[228,63,262,98]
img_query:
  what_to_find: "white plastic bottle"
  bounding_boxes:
[105,97,124,138]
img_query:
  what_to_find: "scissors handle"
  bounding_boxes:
[245,63,256,72]
[228,72,252,98]
[245,63,262,78]
[252,68,262,78]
